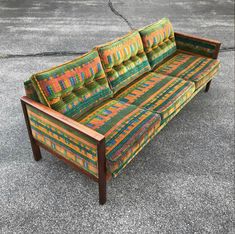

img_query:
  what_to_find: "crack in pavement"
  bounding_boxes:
[220,47,235,52]
[0,0,233,60]
[108,0,134,30]
[0,47,233,59]
[0,51,87,59]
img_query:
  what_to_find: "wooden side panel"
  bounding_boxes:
[175,32,221,59]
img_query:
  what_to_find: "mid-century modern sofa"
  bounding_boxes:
[21,18,221,204]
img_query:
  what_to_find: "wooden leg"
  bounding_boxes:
[97,139,106,205]
[205,80,212,92]
[21,100,42,161]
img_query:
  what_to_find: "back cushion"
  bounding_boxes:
[31,50,113,118]
[97,31,151,94]
[139,17,176,69]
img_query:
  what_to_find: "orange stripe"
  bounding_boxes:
[31,123,96,160]
[139,77,177,107]
[107,112,154,153]
[27,109,96,148]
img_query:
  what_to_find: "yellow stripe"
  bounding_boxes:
[27,109,97,149]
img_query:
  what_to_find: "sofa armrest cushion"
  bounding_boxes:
[31,50,113,119]
[175,32,221,59]
[24,79,39,102]
[139,17,177,69]
[97,31,151,94]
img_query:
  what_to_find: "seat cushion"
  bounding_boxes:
[97,31,151,94]
[79,99,161,174]
[31,50,113,119]
[153,51,220,89]
[139,17,177,69]
[115,72,195,121]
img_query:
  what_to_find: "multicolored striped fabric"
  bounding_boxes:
[175,33,219,58]
[26,105,99,177]
[153,51,220,89]
[115,72,195,121]
[97,31,151,94]
[139,17,177,69]
[24,79,39,102]
[23,18,221,180]
[31,50,113,118]
[78,99,161,174]
[108,116,161,177]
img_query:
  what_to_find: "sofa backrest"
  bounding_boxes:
[97,31,151,94]
[31,50,113,118]
[139,17,176,69]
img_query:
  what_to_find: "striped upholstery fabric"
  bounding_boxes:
[26,105,99,177]
[175,33,220,58]
[108,117,161,177]
[31,50,113,118]
[139,17,177,69]
[153,51,220,89]
[97,31,151,94]
[24,79,39,102]
[115,72,195,121]
[78,99,161,175]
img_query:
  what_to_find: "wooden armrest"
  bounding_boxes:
[21,96,105,143]
[175,32,221,45]
[174,32,221,59]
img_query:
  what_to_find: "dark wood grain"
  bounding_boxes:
[97,138,107,205]
[21,99,42,161]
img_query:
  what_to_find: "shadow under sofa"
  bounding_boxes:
[21,18,221,204]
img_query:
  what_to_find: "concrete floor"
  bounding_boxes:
[0,0,234,233]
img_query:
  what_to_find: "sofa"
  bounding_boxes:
[21,18,221,204]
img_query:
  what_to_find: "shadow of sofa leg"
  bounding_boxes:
[205,80,212,92]
[21,100,42,161]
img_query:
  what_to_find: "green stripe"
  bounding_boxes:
[110,122,158,176]
[64,88,112,117]
[175,35,216,50]
[107,114,158,161]
[27,106,97,144]
[96,103,137,134]
[188,59,216,80]
[29,117,96,156]
[179,58,207,79]
[120,76,176,106]
[144,79,185,111]
[164,55,197,77]
[150,46,176,68]
[31,126,97,165]
[111,60,150,89]
[153,83,193,115]
[31,76,49,106]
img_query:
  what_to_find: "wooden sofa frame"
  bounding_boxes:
[21,32,221,205]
